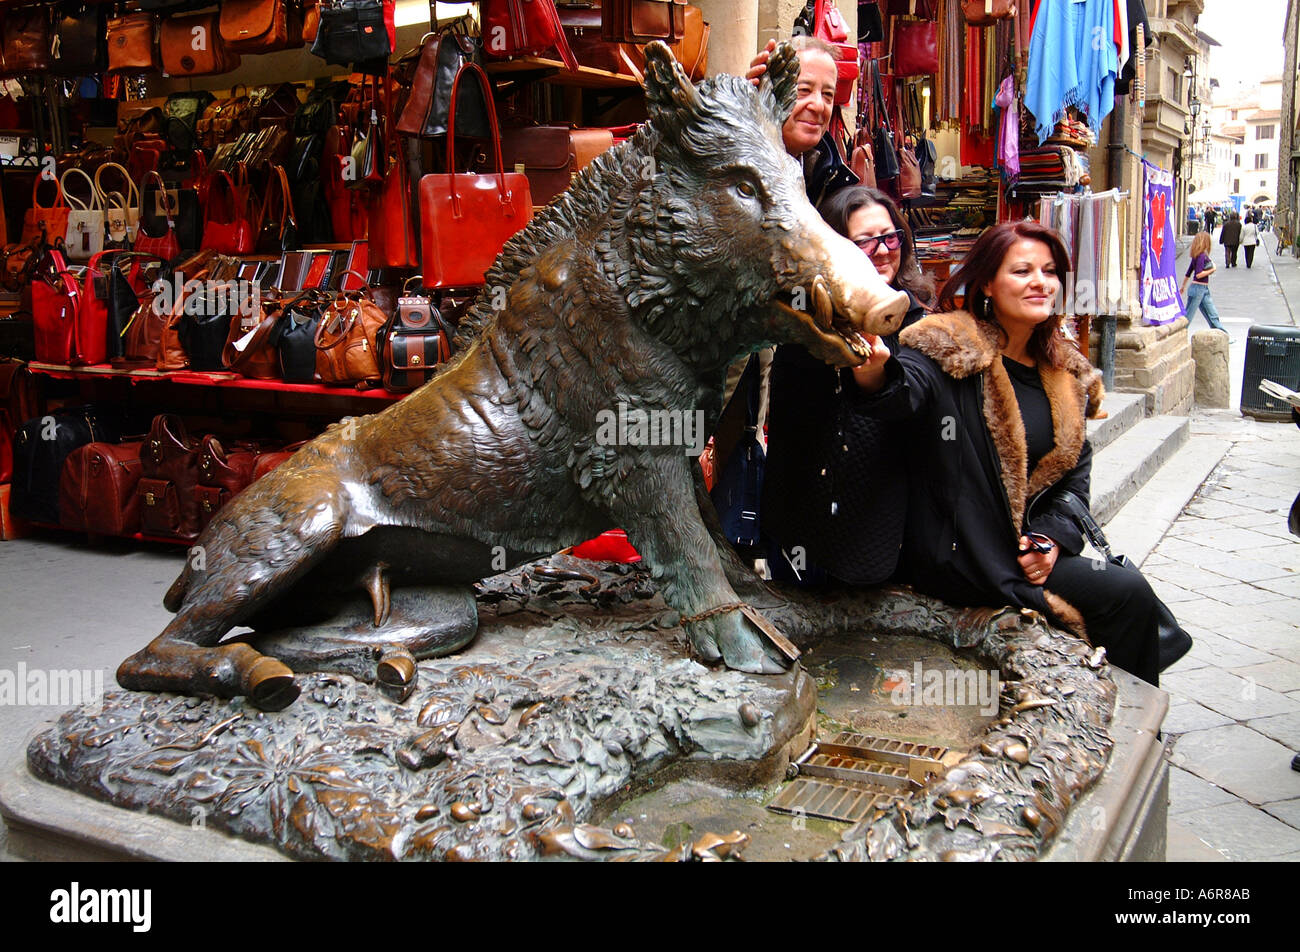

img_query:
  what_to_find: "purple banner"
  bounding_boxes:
[1140,160,1185,326]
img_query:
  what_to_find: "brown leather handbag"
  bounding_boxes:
[220,0,302,54]
[3,6,53,74]
[196,89,255,151]
[138,414,202,540]
[961,0,1017,26]
[59,441,145,537]
[602,0,686,43]
[195,435,258,530]
[160,11,241,77]
[107,12,160,74]
[222,302,282,379]
[618,5,709,81]
[314,284,387,387]
[500,126,616,206]
[380,293,453,392]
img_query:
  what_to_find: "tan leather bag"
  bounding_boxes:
[220,0,301,54]
[107,12,160,74]
[961,0,1017,26]
[314,289,387,387]
[160,11,241,77]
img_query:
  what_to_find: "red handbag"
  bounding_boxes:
[133,171,182,262]
[419,64,533,289]
[21,177,71,248]
[32,248,90,366]
[369,138,419,269]
[812,0,859,105]
[201,170,257,255]
[481,0,580,70]
[894,19,938,77]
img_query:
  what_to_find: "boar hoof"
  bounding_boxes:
[245,657,300,711]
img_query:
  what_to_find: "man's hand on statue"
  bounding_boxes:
[850,336,891,392]
[746,39,777,86]
[1017,535,1059,586]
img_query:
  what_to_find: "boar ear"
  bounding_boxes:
[643,40,702,136]
[761,41,800,127]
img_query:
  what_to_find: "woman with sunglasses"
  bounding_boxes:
[850,221,1163,685]
[762,186,933,588]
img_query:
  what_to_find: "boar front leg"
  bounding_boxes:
[610,455,786,674]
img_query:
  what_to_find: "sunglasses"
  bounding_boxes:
[1020,532,1055,554]
[853,230,904,255]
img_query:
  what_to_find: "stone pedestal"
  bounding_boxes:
[1095,316,1195,415]
[1192,329,1232,408]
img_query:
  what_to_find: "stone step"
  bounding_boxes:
[1090,415,1191,524]
[1087,391,1146,453]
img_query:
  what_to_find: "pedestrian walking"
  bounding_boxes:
[1204,206,1217,233]
[1242,215,1259,269]
[1220,212,1242,267]
[1180,231,1227,331]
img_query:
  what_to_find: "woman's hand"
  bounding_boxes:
[1018,535,1058,586]
[746,39,777,86]
[850,335,891,392]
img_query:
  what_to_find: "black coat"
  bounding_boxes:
[762,291,926,584]
[803,130,859,209]
[854,311,1105,620]
[1219,219,1242,246]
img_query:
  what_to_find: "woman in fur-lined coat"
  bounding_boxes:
[852,221,1162,685]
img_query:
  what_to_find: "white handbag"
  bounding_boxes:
[94,162,142,244]
[59,167,106,262]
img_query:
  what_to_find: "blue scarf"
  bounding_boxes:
[1027,0,1118,145]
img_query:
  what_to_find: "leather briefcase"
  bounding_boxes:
[59,441,144,536]
[107,12,160,74]
[138,414,202,540]
[160,12,241,77]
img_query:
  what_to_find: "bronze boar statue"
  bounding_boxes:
[117,42,910,710]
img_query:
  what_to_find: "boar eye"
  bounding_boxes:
[736,180,757,198]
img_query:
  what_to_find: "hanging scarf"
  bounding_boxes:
[1026,0,1119,144]
[996,74,1020,180]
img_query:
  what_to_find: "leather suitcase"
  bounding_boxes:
[59,441,144,536]
[11,409,120,525]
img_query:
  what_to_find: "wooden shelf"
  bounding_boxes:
[484,56,641,90]
[28,362,404,402]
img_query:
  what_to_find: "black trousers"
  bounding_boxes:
[1245,245,1257,268]
[1225,244,1239,267]
[1044,554,1162,686]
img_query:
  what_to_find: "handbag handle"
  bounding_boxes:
[60,167,104,212]
[94,161,141,212]
[31,174,68,212]
[445,62,511,218]
[141,170,178,229]
[259,165,298,241]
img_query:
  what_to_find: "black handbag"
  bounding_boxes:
[177,284,236,372]
[105,258,141,361]
[907,86,937,205]
[52,5,108,76]
[710,356,765,550]
[275,296,323,383]
[378,291,455,391]
[163,92,216,153]
[140,173,202,256]
[858,1,884,42]
[870,60,900,181]
[424,29,488,139]
[310,0,391,69]
[1056,490,1194,673]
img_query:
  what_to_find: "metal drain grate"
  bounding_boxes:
[767,732,952,824]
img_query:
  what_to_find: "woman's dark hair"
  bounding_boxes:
[818,186,934,306]
[936,220,1072,369]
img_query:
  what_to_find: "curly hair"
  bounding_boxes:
[936,220,1072,369]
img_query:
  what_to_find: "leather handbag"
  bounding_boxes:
[119,290,169,368]
[177,281,237,372]
[322,123,370,241]
[275,295,325,382]
[95,163,143,246]
[808,0,858,104]
[481,0,579,71]
[396,29,487,139]
[31,248,89,365]
[59,441,145,536]
[369,137,419,269]
[894,18,938,77]
[3,6,53,74]
[0,360,39,486]
[602,0,686,43]
[961,0,1017,26]
[220,0,302,54]
[12,409,119,525]
[52,6,108,76]
[419,64,533,289]
[500,125,615,206]
[83,250,129,361]
[106,12,160,73]
[136,171,188,261]
[223,303,282,379]
[858,2,884,42]
[908,85,937,203]
[195,435,258,529]
[895,139,921,200]
[615,4,710,81]
[1056,490,1193,673]
[128,134,168,183]
[196,89,255,151]
[870,61,900,181]
[379,291,453,391]
[59,168,106,263]
[138,414,202,540]
[257,165,300,255]
[201,170,257,255]
[850,125,876,188]
[22,177,72,248]
[310,0,394,68]
[160,11,240,76]
[314,281,387,386]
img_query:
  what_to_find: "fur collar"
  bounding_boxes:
[900,310,1105,532]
